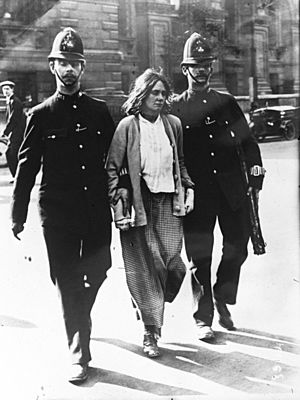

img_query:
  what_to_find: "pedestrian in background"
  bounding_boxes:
[172,33,265,341]
[10,27,115,383]
[0,80,26,181]
[106,68,194,358]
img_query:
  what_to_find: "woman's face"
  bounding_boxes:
[143,80,167,115]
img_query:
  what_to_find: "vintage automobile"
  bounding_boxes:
[249,105,299,141]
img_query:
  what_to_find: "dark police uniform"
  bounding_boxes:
[172,88,264,326]
[3,93,26,177]
[11,90,114,364]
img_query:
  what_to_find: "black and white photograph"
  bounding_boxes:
[0,1,299,399]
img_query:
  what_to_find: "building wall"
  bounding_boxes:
[0,0,298,113]
[0,0,123,106]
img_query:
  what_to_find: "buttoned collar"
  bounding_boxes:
[186,87,211,100]
[56,90,83,102]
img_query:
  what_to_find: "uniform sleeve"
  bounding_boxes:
[105,118,129,205]
[11,113,43,224]
[174,117,195,189]
[101,102,115,156]
[229,97,265,190]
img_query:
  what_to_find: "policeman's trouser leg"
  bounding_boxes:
[5,146,18,177]
[43,227,111,365]
[213,202,250,305]
[184,213,216,326]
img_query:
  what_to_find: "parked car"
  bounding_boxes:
[249,105,299,141]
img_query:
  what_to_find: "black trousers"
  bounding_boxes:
[43,225,111,364]
[6,144,20,177]
[184,189,250,326]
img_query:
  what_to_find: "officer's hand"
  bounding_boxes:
[115,218,131,231]
[12,222,24,240]
[184,188,194,215]
[113,188,130,216]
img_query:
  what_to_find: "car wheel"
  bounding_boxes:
[0,137,8,168]
[284,123,296,140]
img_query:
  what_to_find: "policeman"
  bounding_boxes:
[0,80,26,180]
[172,33,265,340]
[11,27,115,382]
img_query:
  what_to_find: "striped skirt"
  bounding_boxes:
[120,183,186,328]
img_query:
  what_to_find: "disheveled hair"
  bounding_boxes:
[122,68,172,116]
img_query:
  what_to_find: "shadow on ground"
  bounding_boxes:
[87,328,299,396]
[0,314,37,328]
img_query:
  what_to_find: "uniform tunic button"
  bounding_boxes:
[213,170,217,174]
[209,134,213,139]
[186,125,190,129]
[73,104,77,109]
[211,152,215,156]
[97,131,101,135]
[79,144,83,149]
[175,189,179,194]
[203,99,207,103]
[81,165,86,170]
[83,186,88,190]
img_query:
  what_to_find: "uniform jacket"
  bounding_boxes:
[105,113,194,227]
[11,91,115,234]
[3,94,26,149]
[172,88,264,211]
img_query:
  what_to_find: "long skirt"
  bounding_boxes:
[120,184,186,328]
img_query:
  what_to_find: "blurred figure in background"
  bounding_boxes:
[0,80,26,181]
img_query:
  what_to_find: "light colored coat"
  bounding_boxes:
[106,113,194,227]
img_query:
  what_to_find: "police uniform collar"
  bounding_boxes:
[56,90,82,101]
[187,87,211,99]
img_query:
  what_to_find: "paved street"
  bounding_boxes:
[0,139,299,400]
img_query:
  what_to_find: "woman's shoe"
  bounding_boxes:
[143,331,160,358]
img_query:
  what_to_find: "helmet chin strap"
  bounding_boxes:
[54,64,83,88]
[187,67,210,86]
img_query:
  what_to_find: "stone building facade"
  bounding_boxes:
[0,0,298,119]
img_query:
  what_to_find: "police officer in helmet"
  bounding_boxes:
[11,27,115,382]
[173,32,265,340]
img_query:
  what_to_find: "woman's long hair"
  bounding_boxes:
[122,68,172,116]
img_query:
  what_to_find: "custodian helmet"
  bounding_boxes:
[48,27,85,62]
[181,32,216,67]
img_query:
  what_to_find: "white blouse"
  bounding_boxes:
[139,114,175,193]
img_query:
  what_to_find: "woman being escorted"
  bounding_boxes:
[106,68,194,358]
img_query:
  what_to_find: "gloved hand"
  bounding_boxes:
[115,217,131,231]
[184,188,194,215]
[112,188,130,216]
[12,222,24,240]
